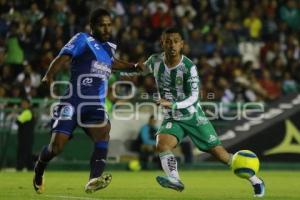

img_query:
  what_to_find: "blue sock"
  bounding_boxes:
[90,141,109,179]
[35,145,55,176]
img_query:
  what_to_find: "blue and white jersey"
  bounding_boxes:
[59,32,116,104]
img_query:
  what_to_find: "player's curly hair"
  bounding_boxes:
[89,8,110,25]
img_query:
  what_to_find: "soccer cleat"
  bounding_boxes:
[156,176,184,192]
[85,173,112,193]
[33,173,44,194]
[253,179,265,197]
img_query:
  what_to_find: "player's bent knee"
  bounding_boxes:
[156,143,172,152]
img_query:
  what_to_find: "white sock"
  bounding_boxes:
[249,175,262,185]
[227,153,233,167]
[159,151,180,180]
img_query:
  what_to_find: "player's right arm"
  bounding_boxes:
[42,55,71,85]
[42,33,85,85]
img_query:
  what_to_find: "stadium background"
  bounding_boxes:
[0,0,300,199]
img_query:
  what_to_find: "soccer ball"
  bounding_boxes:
[128,160,141,172]
[231,150,260,179]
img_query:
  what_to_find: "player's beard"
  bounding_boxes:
[92,31,111,42]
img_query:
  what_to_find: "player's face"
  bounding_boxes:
[161,33,184,57]
[91,15,112,42]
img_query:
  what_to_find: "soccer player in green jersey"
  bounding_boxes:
[139,27,265,197]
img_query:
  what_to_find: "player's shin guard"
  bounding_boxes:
[159,151,180,180]
[35,145,55,176]
[89,141,108,179]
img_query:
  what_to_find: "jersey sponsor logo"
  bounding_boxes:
[91,61,111,79]
[82,77,93,86]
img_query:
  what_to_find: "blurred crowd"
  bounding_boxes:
[0,0,300,105]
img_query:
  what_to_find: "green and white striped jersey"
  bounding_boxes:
[144,53,201,120]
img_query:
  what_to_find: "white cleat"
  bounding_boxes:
[85,173,112,193]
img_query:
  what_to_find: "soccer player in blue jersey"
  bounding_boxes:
[33,8,137,194]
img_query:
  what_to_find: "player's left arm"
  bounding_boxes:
[174,65,199,109]
[159,65,199,109]
[42,55,71,85]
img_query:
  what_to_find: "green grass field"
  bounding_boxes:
[0,170,299,200]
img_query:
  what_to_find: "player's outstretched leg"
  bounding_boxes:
[33,133,69,194]
[156,134,185,192]
[209,146,265,197]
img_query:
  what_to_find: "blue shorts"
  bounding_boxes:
[51,100,109,136]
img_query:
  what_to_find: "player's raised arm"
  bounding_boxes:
[42,55,71,85]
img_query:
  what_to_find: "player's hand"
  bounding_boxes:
[134,62,147,72]
[158,98,172,108]
[41,75,53,86]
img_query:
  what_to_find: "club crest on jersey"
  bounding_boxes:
[176,77,183,85]
[91,61,111,79]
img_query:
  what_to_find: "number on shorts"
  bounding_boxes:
[166,122,172,129]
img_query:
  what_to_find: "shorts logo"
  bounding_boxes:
[166,122,172,129]
[60,105,74,120]
[208,135,217,143]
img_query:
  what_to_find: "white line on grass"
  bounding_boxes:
[44,195,104,200]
